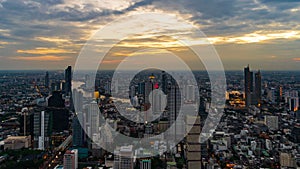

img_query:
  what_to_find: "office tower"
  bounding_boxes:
[244,65,253,107]
[73,89,83,112]
[267,88,276,103]
[20,112,34,137]
[85,74,93,89]
[88,101,99,137]
[104,81,111,95]
[244,65,261,107]
[48,91,65,107]
[140,159,151,169]
[45,71,49,88]
[34,110,51,150]
[186,115,201,169]
[255,70,261,106]
[129,85,136,99]
[63,149,78,169]
[47,91,69,132]
[264,115,279,130]
[72,113,84,147]
[114,145,134,169]
[119,145,134,169]
[114,149,120,169]
[291,124,300,143]
[144,75,155,105]
[65,66,72,95]
[186,85,195,102]
[168,85,181,139]
[151,89,164,113]
[138,82,145,96]
[161,71,168,94]
[285,91,299,112]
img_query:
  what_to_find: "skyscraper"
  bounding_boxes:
[45,71,49,88]
[65,66,72,95]
[88,101,99,137]
[244,65,253,108]
[285,91,299,112]
[255,70,262,106]
[168,84,181,140]
[186,115,201,169]
[244,65,261,107]
[114,145,134,169]
[72,113,84,147]
[33,110,51,150]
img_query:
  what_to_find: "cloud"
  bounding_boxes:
[11,55,71,61]
[35,36,71,43]
[17,47,76,54]
[208,30,300,44]
[1,0,300,70]
[293,57,300,61]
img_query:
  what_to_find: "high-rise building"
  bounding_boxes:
[33,110,51,150]
[244,65,253,108]
[167,85,181,140]
[291,124,300,143]
[285,91,299,112]
[186,115,201,169]
[244,65,261,107]
[255,70,262,106]
[87,101,99,137]
[186,85,195,102]
[161,71,168,94]
[73,89,83,112]
[48,91,65,107]
[65,66,72,95]
[63,149,78,169]
[140,159,151,169]
[47,91,69,132]
[45,71,49,88]
[20,108,34,137]
[114,145,134,169]
[72,113,84,147]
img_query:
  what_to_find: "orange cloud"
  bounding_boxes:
[35,37,71,43]
[11,55,71,61]
[17,47,75,55]
[293,58,300,61]
[208,30,300,44]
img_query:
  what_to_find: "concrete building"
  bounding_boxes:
[114,145,134,169]
[186,115,201,169]
[140,159,151,169]
[280,152,296,168]
[3,136,31,150]
[63,149,78,169]
[264,115,279,131]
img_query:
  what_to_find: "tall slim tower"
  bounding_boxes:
[88,101,99,137]
[244,65,253,108]
[168,85,181,140]
[65,66,72,95]
[186,115,201,169]
[255,70,262,106]
[45,71,49,88]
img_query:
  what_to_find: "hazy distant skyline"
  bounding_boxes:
[1,0,300,70]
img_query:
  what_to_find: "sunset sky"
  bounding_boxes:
[0,0,300,70]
